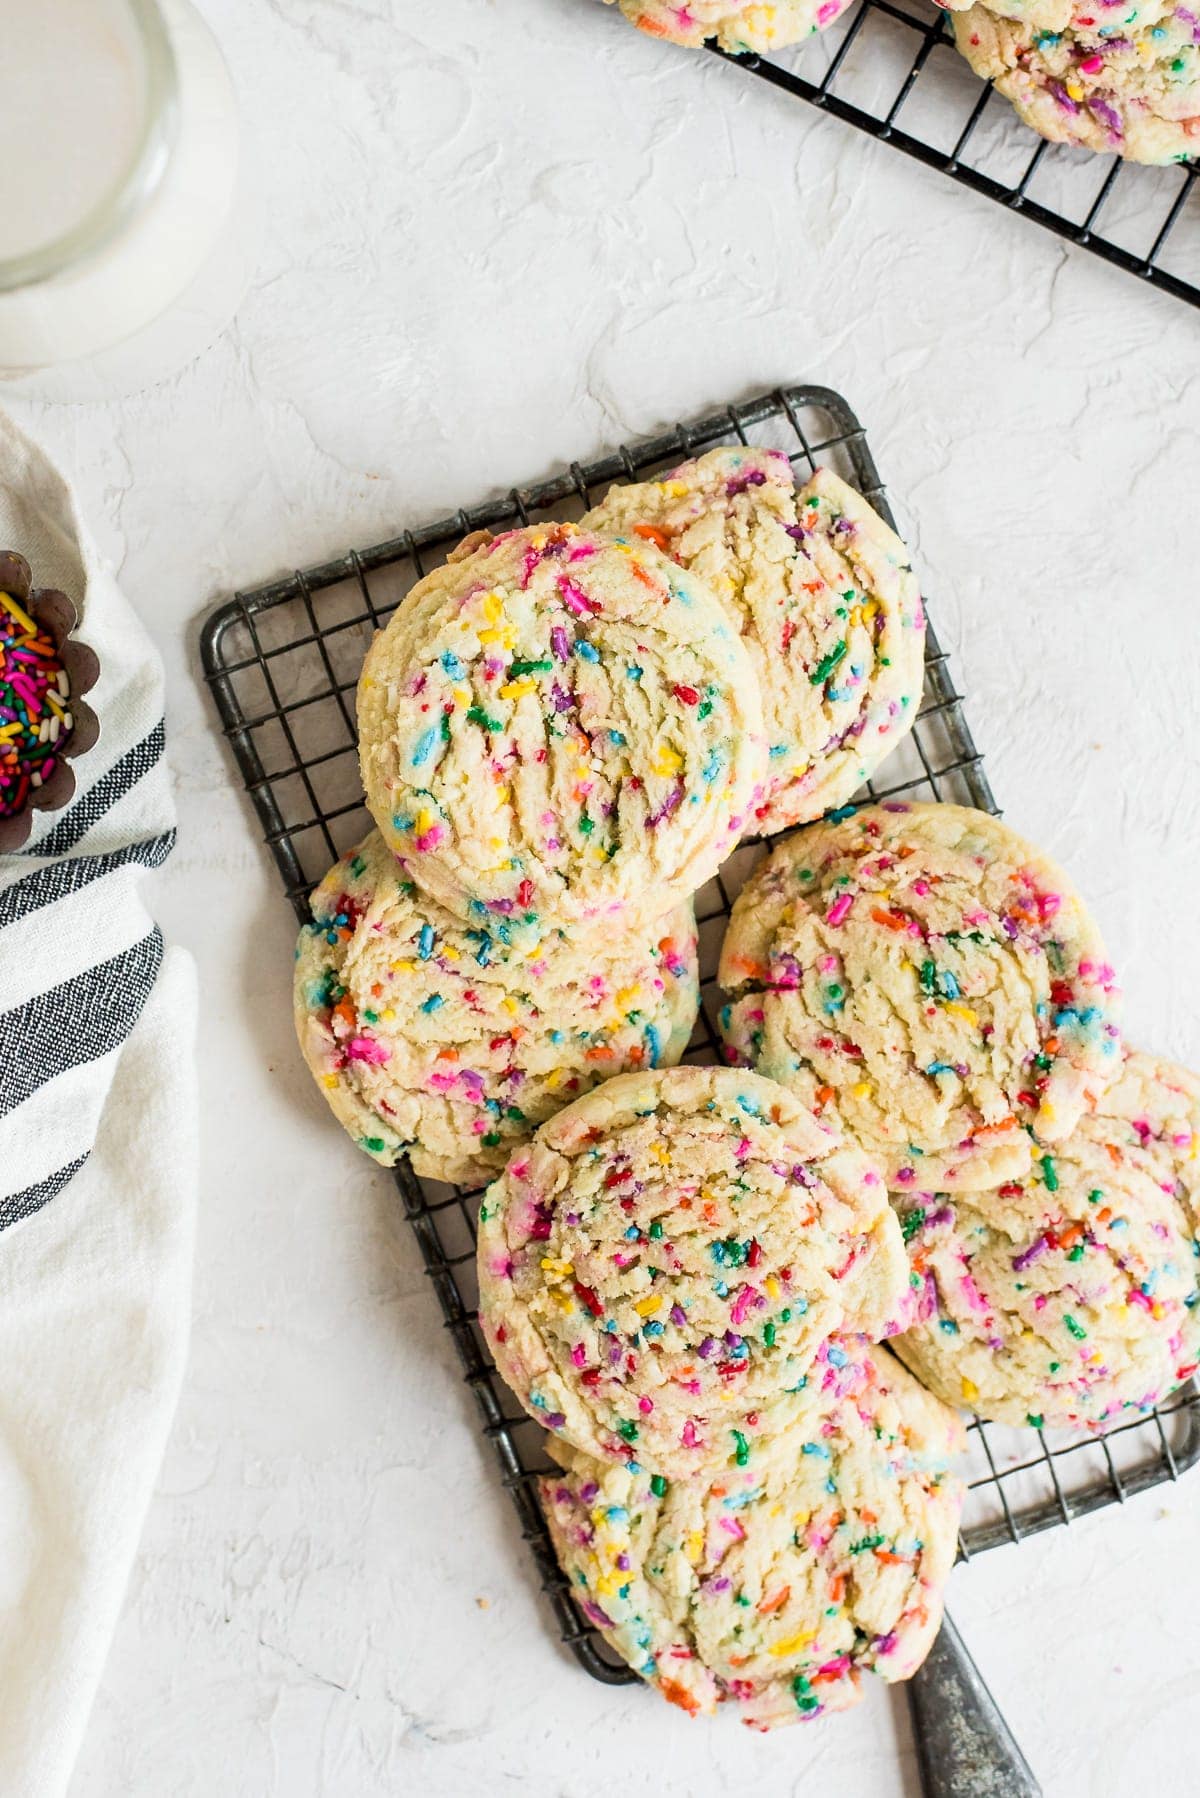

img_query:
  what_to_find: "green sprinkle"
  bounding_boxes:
[792,1674,820,1713]
[850,1533,885,1555]
[1065,1315,1087,1341]
[1088,1188,1103,1204]
[901,1208,926,1243]
[763,1322,776,1347]
[650,1474,667,1498]
[618,1420,639,1442]
[508,658,552,676]
[1026,1413,1044,1429]
[466,705,503,732]
[732,1430,750,1467]
[1041,1155,1059,1192]
[919,960,936,994]
[482,1131,502,1147]
[810,639,848,685]
[649,1220,663,1240]
[579,812,594,835]
[361,1136,387,1153]
[1067,1243,1085,1262]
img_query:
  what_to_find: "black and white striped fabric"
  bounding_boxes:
[0,418,177,1227]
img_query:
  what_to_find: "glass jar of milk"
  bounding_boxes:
[0,0,245,396]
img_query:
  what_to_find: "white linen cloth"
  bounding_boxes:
[0,407,197,1797]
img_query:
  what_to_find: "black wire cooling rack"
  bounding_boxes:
[676,0,1200,308]
[201,383,1200,1684]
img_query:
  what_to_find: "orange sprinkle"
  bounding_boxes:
[633,524,672,553]
[757,1586,791,1615]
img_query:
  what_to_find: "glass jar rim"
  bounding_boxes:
[0,0,180,294]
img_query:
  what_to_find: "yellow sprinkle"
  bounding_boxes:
[653,747,684,778]
[1065,80,1084,99]
[684,1531,704,1563]
[441,945,460,962]
[502,996,518,1015]
[769,1630,817,1658]
[551,1290,574,1313]
[322,1074,339,1089]
[499,678,536,700]
[545,1069,562,1090]
[961,1377,979,1403]
[649,1143,670,1164]
[482,591,503,623]
[494,786,510,806]
[0,591,37,635]
[381,1008,395,1022]
[540,1256,574,1280]
[635,1294,662,1317]
[851,1081,871,1099]
[764,1276,781,1300]
[417,808,435,836]
[452,685,470,704]
[391,959,417,974]
[615,986,639,1008]
[943,1001,979,1026]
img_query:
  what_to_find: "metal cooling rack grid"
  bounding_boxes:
[200,383,1200,1684]
[696,0,1200,310]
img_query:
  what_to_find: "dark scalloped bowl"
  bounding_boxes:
[0,550,100,854]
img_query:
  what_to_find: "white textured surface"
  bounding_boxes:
[5,0,1200,1792]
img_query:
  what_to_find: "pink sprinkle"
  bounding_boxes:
[719,1516,746,1541]
[730,1285,759,1327]
[1079,52,1104,71]
[558,576,596,616]
[681,1419,701,1449]
[415,826,444,852]
[638,1395,653,1414]
[571,1342,588,1367]
[345,1036,389,1065]
[827,891,855,927]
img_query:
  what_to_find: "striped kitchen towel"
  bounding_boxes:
[0,408,197,1797]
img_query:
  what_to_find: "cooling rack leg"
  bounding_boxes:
[907,1612,1042,1798]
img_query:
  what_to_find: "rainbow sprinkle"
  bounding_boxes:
[0,588,73,818]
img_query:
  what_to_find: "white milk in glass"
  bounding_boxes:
[0,0,154,269]
[0,0,244,392]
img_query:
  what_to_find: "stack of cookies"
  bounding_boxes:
[603,0,1200,166]
[293,445,1200,1729]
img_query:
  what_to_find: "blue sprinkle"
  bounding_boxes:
[940,970,960,1000]
[417,924,435,960]
[827,803,859,823]
[826,1343,848,1368]
[701,749,724,784]
[412,726,438,766]
[802,1442,831,1459]
[609,729,627,746]
[421,993,444,1014]
[576,640,600,662]
[644,1321,664,1337]
[626,664,643,681]
[645,1023,662,1065]
[441,650,467,678]
[550,1028,564,1044]
[927,1061,955,1076]
[768,743,790,759]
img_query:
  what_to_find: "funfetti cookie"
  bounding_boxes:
[294,831,699,1187]
[893,1064,1200,1430]
[357,523,765,935]
[540,1340,965,1730]
[1096,1049,1200,1237]
[953,0,1200,165]
[719,802,1122,1192]
[585,450,926,836]
[476,1065,907,1480]
[605,0,855,52]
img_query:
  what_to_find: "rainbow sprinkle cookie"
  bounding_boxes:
[584,449,926,835]
[294,830,700,1187]
[476,1065,907,1479]
[604,0,856,51]
[953,0,1200,164]
[357,524,765,935]
[719,802,1122,1192]
[0,583,74,821]
[540,1340,964,1729]
[892,1055,1200,1429]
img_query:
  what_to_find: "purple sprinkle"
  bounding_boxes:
[670,1304,687,1326]
[698,1336,717,1359]
[580,1481,599,1502]
[551,625,571,661]
[1012,1235,1050,1273]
